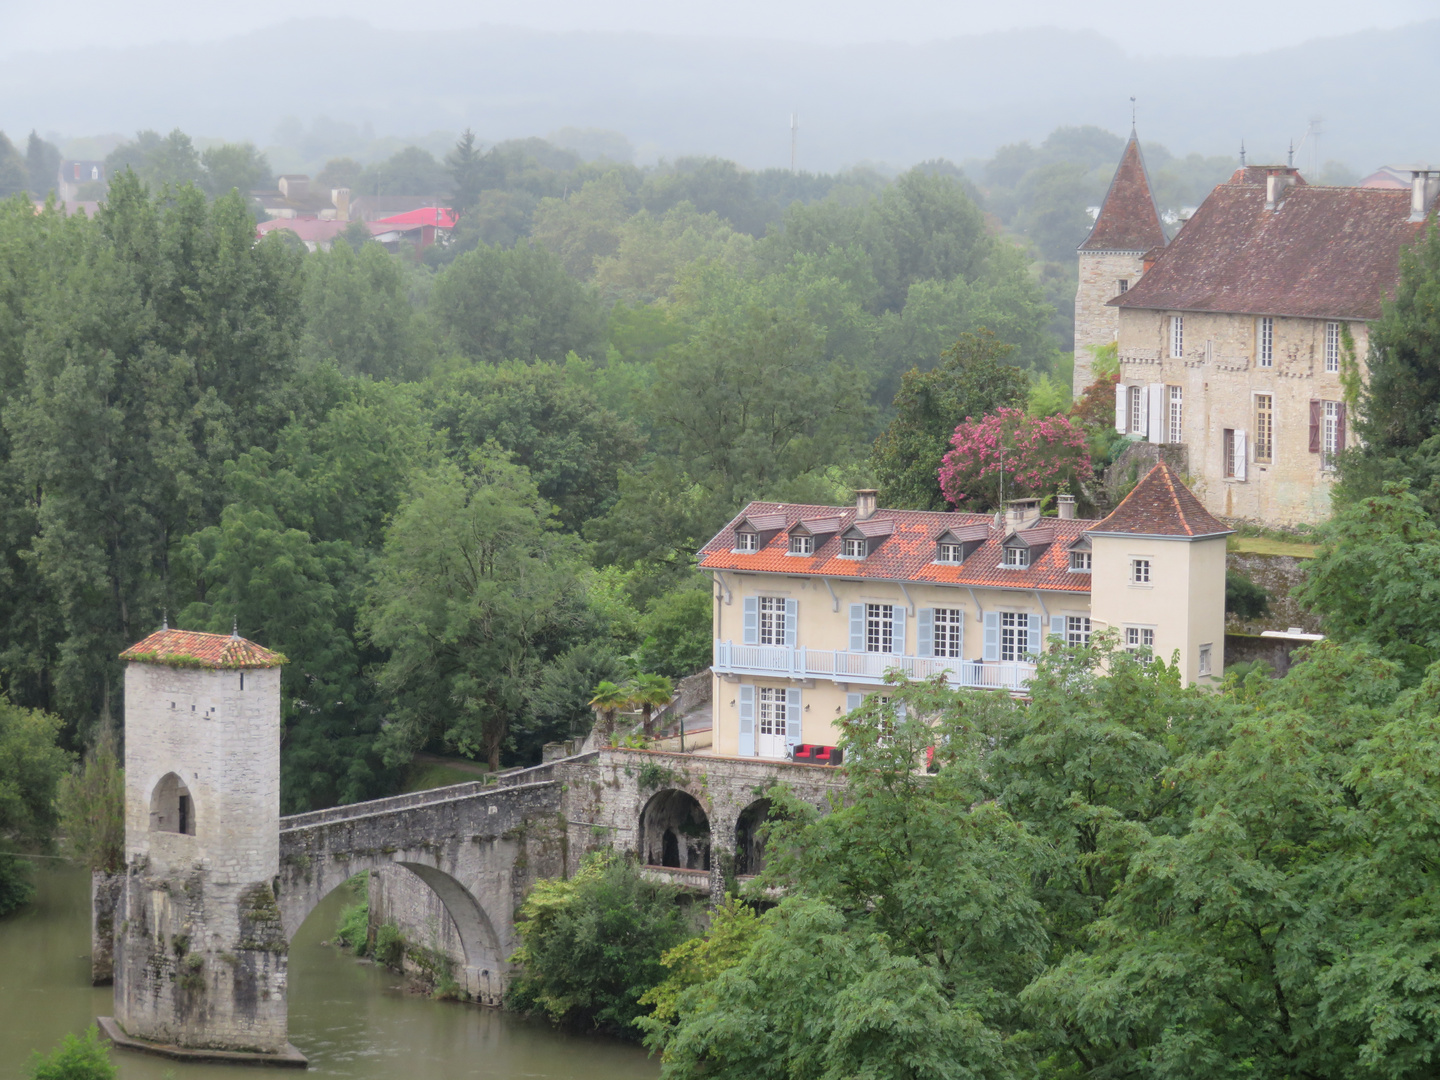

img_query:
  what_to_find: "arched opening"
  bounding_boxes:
[639,789,710,871]
[149,772,195,835]
[734,799,774,877]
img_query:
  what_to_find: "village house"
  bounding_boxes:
[697,463,1229,760]
[1077,137,1440,525]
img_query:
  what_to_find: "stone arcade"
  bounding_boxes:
[101,627,844,1064]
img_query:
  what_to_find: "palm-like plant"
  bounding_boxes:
[631,673,675,738]
[588,681,631,743]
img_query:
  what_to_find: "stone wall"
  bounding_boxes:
[1074,251,1145,396]
[91,871,122,985]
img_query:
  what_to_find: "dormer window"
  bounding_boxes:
[1069,550,1092,572]
[735,530,759,552]
[1002,546,1029,569]
[841,537,866,559]
[937,542,963,564]
[933,523,988,565]
[789,535,814,556]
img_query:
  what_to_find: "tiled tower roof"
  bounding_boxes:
[1088,461,1231,538]
[120,628,287,669]
[1079,131,1167,254]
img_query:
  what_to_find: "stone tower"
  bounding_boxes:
[109,627,292,1057]
[1073,129,1167,397]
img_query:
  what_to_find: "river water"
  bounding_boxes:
[0,866,659,1079]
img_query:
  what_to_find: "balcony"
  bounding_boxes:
[712,641,1035,692]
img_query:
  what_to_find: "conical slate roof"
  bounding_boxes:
[1079,132,1167,254]
[1088,461,1231,539]
[120,628,287,669]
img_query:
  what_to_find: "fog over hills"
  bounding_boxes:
[5,17,1436,171]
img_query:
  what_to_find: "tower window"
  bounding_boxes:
[1258,316,1274,367]
[1170,315,1184,358]
[1325,322,1342,373]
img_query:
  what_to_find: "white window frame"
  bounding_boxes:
[841,537,866,559]
[1129,385,1145,433]
[1198,643,1213,677]
[1167,385,1183,443]
[1324,321,1341,373]
[1170,315,1184,359]
[864,603,894,654]
[1117,278,1129,293]
[999,611,1024,663]
[1125,625,1156,657]
[1130,558,1151,585]
[735,530,758,552]
[788,534,814,556]
[1068,550,1091,572]
[1322,400,1341,471]
[933,608,964,659]
[758,686,787,737]
[1258,316,1273,367]
[936,542,963,564]
[758,596,784,647]
[1065,616,1092,647]
[1002,546,1029,569]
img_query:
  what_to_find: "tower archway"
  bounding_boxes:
[148,772,195,835]
[639,789,710,870]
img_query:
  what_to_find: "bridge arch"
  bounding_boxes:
[639,788,711,870]
[734,798,774,876]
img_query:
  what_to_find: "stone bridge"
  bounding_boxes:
[275,748,845,1004]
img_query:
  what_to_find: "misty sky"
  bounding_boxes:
[4,0,1434,58]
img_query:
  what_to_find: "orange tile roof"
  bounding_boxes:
[699,504,1094,593]
[120,628,287,669]
[1089,461,1232,538]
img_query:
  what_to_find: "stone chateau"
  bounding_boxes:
[1076,134,1439,525]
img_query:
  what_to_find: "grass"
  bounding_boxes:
[1229,536,1319,559]
[401,760,488,793]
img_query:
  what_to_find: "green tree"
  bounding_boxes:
[25,132,61,199]
[0,132,27,198]
[200,142,271,197]
[531,172,635,278]
[630,672,674,737]
[363,452,587,770]
[509,851,692,1037]
[358,147,447,197]
[636,583,713,679]
[106,129,203,190]
[315,157,363,191]
[25,1026,115,1080]
[872,331,1030,509]
[431,243,605,363]
[0,694,69,915]
[445,128,485,219]
[300,238,434,380]
[587,680,631,742]
[56,722,124,873]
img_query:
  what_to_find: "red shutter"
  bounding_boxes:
[1337,403,1347,451]
[1309,400,1321,453]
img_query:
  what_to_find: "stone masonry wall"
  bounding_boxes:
[1074,251,1145,397]
[91,871,123,985]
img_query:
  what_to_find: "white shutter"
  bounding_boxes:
[1026,614,1043,655]
[845,692,864,713]
[743,597,758,645]
[917,609,934,658]
[892,606,906,655]
[1115,383,1128,434]
[849,604,865,652]
[983,612,999,662]
[784,598,798,647]
[1235,430,1247,481]
[1050,615,1066,644]
[738,685,755,756]
[1147,384,1164,445]
[785,688,802,749]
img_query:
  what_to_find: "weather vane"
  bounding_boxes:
[1130,96,1137,129]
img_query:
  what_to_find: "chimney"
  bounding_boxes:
[1057,494,1076,520]
[332,187,351,222]
[1005,498,1041,531]
[854,489,878,521]
[1265,168,1297,210]
[1411,170,1440,223]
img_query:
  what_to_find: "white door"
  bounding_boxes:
[757,688,788,758]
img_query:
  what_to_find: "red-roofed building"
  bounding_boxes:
[698,471,1229,760]
[254,217,394,252]
[372,207,455,249]
[1109,163,1440,525]
[1073,129,1167,395]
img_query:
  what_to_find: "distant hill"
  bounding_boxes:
[3,18,1436,172]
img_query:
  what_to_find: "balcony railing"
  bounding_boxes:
[712,641,1035,692]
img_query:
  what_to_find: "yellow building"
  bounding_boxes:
[697,463,1229,760]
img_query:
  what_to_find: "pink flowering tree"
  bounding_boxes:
[938,407,1092,510]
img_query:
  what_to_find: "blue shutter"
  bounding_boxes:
[917,609,934,658]
[849,604,865,652]
[846,692,864,713]
[1050,615,1066,644]
[1027,614,1042,655]
[738,685,755,756]
[784,599,798,648]
[983,612,999,661]
[743,597,758,645]
[892,606,906,655]
[785,688,802,749]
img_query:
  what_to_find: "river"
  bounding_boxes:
[0,866,659,1079]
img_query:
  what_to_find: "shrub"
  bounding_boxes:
[56,723,124,873]
[507,851,694,1037]
[938,406,1092,510]
[373,922,405,969]
[334,872,370,954]
[26,1026,116,1080]
[1226,570,1270,619]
